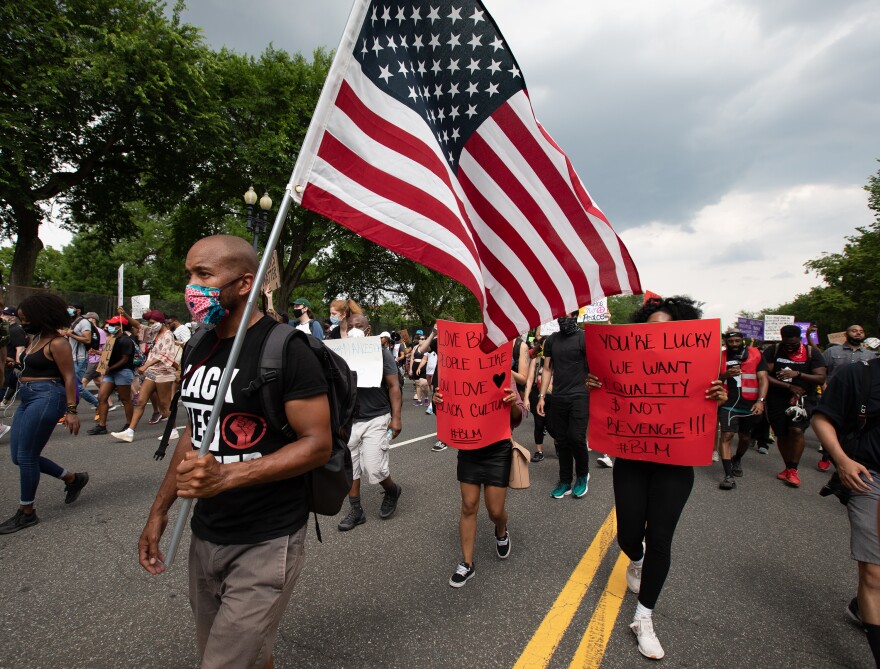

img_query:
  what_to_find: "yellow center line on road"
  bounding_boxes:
[512,507,618,669]
[569,550,629,669]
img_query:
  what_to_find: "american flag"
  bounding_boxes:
[291,0,641,350]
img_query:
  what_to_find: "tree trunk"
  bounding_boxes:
[8,201,43,305]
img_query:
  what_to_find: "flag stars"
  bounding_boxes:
[398,61,410,77]
[465,104,478,118]
[372,37,382,56]
[437,107,446,121]
[487,59,502,75]
[408,86,419,101]
[470,8,485,24]
[466,58,481,74]
[417,61,427,75]
[399,34,409,49]
[447,33,461,48]
[433,84,443,99]
[486,82,500,97]
[413,34,424,51]
[448,82,460,98]
[378,64,393,82]
[386,35,398,52]
[431,59,442,74]
[509,64,521,78]
[451,127,461,140]
[429,33,441,48]
[466,81,479,96]
[395,6,406,24]
[448,6,462,24]
[468,33,482,49]
[361,39,368,56]
[381,5,391,25]
[449,105,460,119]
[447,58,460,73]
[427,6,440,23]
[410,6,422,22]
[490,36,504,52]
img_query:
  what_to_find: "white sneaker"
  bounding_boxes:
[158,428,180,441]
[626,560,642,594]
[711,449,720,462]
[630,615,665,660]
[0,424,10,440]
[597,454,613,468]
[110,429,134,443]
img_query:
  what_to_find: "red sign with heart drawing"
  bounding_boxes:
[435,320,513,450]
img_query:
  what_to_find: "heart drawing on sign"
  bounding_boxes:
[492,372,506,388]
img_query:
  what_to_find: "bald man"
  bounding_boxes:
[138,235,332,669]
[337,314,404,530]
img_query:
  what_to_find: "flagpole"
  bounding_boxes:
[164,185,296,567]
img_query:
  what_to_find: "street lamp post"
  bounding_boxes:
[244,186,273,250]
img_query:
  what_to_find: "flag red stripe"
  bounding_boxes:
[493,104,626,295]
[301,184,485,302]
[316,131,481,269]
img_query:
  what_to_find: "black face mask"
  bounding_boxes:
[292,308,304,318]
[557,317,579,336]
[21,322,41,335]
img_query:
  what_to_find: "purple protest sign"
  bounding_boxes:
[794,322,818,345]
[737,318,764,340]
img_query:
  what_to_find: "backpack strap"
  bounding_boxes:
[241,323,297,441]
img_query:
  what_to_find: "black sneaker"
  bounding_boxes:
[495,530,511,559]
[337,505,366,531]
[431,440,448,452]
[531,451,544,463]
[731,458,744,477]
[379,483,401,520]
[64,472,90,504]
[0,509,39,534]
[719,475,736,490]
[87,425,107,435]
[449,561,475,588]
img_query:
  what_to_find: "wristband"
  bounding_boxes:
[66,409,78,415]
[538,393,545,398]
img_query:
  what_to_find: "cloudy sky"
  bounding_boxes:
[42,0,880,326]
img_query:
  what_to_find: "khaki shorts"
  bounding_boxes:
[188,527,306,668]
[349,413,392,484]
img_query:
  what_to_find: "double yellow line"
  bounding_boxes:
[513,508,628,669]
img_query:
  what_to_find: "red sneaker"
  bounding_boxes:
[786,469,801,487]
[817,459,831,472]
[776,468,790,481]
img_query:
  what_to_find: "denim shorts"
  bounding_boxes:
[102,368,135,386]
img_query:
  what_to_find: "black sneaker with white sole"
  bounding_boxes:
[449,561,475,587]
[379,483,401,519]
[431,440,448,452]
[0,509,39,534]
[495,530,511,559]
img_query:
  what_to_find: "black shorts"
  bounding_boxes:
[457,440,512,488]
[717,407,758,434]
[766,395,817,438]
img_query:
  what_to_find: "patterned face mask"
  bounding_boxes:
[557,317,579,336]
[185,275,243,327]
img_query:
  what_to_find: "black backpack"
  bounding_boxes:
[72,317,100,354]
[173,323,356,537]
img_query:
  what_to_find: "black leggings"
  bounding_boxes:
[613,458,694,609]
[528,387,553,445]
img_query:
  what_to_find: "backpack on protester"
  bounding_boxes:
[71,316,100,356]
[129,334,146,368]
[819,358,876,505]
[156,323,357,539]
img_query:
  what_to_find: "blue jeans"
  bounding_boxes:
[9,380,67,505]
[74,357,98,407]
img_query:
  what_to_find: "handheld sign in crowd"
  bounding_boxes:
[95,336,116,376]
[435,320,512,450]
[736,317,764,340]
[584,319,721,466]
[323,336,383,388]
[131,295,150,320]
[578,298,609,323]
[540,319,560,336]
[763,314,794,341]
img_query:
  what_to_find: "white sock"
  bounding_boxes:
[635,603,653,619]
[632,556,644,567]
[125,428,134,436]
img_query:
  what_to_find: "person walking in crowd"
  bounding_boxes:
[812,350,880,667]
[1,305,26,412]
[586,296,728,660]
[537,311,592,499]
[110,310,176,443]
[0,294,88,534]
[64,302,100,416]
[433,376,525,588]
[763,324,827,487]
[166,314,192,345]
[410,330,430,406]
[716,330,769,490]
[290,297,324,339]
[87,316,136,436]
[138,234,331,668]
[80,312,118,419]
[524,337,551,462]
[415,324,448,451]
[327,297,362,339]
[337,314,404,531]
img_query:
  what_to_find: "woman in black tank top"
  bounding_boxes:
[0,294,88,535]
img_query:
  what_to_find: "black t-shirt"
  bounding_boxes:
[814,360,880,471]
[357,348,398,421]
[181,317,328,544]
[762,344,827,402]
[544,331,589,397]
[7,323,26,359]
[722,347,769,410]
[108,335,136,369]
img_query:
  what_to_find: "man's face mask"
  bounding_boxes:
[348,327,365,338]
[185,275,243,326]
[557,317,579,336]
[106,325,118,335]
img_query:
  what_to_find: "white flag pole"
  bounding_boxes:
[164,185,296,567]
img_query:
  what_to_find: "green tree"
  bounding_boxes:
[0,0,223,299]
[0,246,64,290]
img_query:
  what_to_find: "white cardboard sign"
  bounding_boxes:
[763,314,795,341]
[323,336,383,388]
[131,295,151,320]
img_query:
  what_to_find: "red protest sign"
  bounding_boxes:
[436,321,512,450]
[585,319,721,466]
